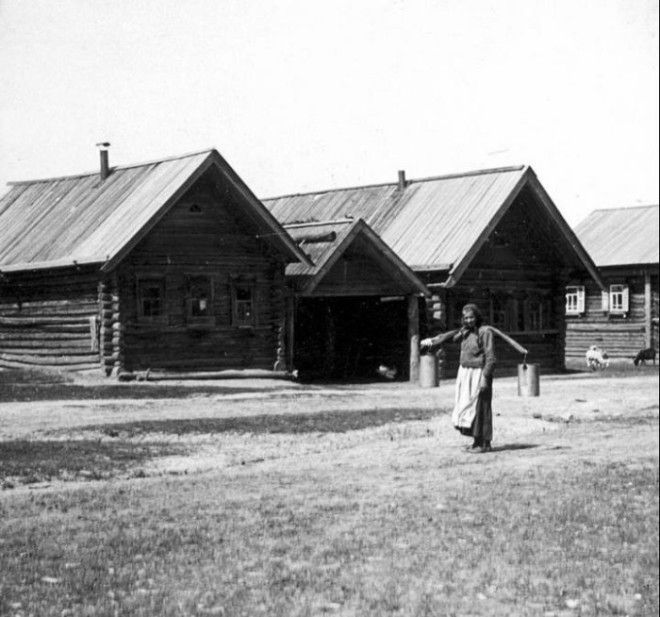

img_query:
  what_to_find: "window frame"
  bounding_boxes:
[185,275,214,325]
[565,285,585,316]
[230,277,256,328]
[136,277,167,322]
[609,284,629,315]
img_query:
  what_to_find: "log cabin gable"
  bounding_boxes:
[470,185,588,279]
[124,171,285,269]
[118,183,286,329]
[286,219,429,298]
[308,236,421,297]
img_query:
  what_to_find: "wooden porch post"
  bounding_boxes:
[286,293,296,372]
[644,270,652,349]
[408,294,420,383]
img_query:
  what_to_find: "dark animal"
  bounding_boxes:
[633,348,656,366]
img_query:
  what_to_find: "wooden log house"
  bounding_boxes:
[282,218,429,381]
[0,147,311,375]
[264,166,604,376]
[565,205,659,362]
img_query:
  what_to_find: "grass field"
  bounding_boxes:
[0,369,658,617]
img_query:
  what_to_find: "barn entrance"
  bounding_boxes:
[294,296,409,382]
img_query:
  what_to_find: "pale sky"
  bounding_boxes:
[0,0,657,226]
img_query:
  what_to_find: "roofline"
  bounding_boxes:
[443,168,531,287]
[101,150,311,271]
[587,204,658,214]
[6,148,217,186]
[2,148,311,273]
[0,257,102,273]
[527,169,606,289]
[299,218,429,297]
[441,167,606,290]
[596,261,660,269]
[206,151,313,267]
[261,165,528,202]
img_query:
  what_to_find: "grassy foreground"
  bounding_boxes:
[1,419,658,617]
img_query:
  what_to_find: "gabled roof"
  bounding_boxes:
[264,165,603,287]
[0,149,310,273]
[283,218,429,296]
[574,204,659,267]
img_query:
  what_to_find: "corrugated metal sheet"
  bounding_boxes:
[264,166,528,271]
[574,205,659,267]
[0,149,309,271]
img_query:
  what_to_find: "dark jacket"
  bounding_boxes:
[427,326,496,378]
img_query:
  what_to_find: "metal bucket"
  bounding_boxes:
[517,363,540,397]
[419,353,439,388]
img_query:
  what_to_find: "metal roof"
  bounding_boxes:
[0,149,309,272]
[265,167,529,271]
[264,165,603,286]
[574,205,659,267]
[283,218,429,295]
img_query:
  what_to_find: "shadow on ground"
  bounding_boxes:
[0,439,184,485]
[489,443,539,453]
[0,383,265,403]
[76,407,448,438]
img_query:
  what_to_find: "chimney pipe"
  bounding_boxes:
[397,169,406,190]
[96,142,111,181]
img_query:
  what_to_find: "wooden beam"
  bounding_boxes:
[286,293,296,372]
[645,270,652,348]
[408,294,420,383]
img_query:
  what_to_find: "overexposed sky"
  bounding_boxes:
[0,0,657,226]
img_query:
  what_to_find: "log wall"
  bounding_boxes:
[565,268,659,361]
[117,174,287,372]
[0,267,101,371]
[420,190,572,376]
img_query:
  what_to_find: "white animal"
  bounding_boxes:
[377,364,398,380]
[586,345,609,371]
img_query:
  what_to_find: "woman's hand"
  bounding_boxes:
[420,338,434,350]
[479,378,489,392]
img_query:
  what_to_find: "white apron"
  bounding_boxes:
[451,365,483,429]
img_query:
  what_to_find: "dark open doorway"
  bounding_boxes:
[294,296,408,382]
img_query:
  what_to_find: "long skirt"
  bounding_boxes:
[451,365,493,443]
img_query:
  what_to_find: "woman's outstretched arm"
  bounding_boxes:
[420,329,461,351]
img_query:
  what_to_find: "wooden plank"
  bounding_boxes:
[408,294,420,383]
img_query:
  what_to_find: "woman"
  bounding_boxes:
[420,303,495,453]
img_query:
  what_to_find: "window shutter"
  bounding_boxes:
[601,290,609,311]
[577,287,585,313]
[622,285,629,312]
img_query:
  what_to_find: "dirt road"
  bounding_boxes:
[1,371,657,488]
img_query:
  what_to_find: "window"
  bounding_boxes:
[487,295,552,332]
[524,298,544,331]
[609,284,629,314]
[565,286,585,315]
[490,296,508,330]
[186,276,212,321]
[137,279,165,319]
[231,280,255,327]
